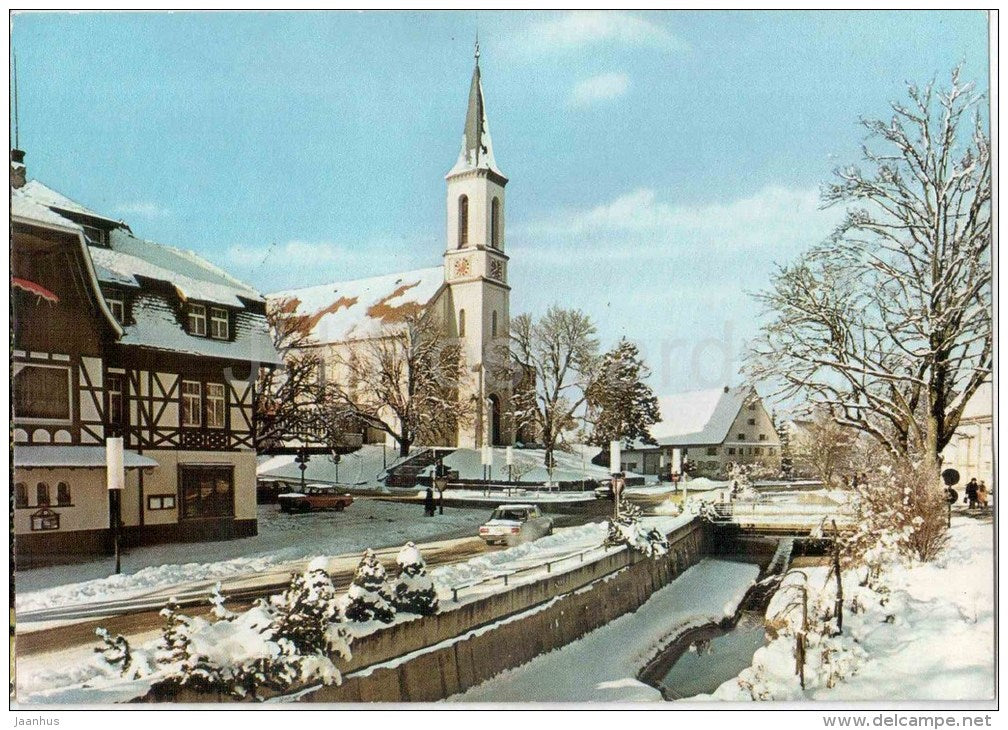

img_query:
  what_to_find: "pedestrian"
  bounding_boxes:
[977,481,989,509]
[964,478,978,509]
[424,486,435,517]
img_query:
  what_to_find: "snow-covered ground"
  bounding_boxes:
[451,558,759,702]
[16,500,490,613]
[430,488,597,503]
[258,444,418,489]
[422,446,637,484]
[693,515,994,702]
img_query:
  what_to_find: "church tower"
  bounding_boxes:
[443,42,512,448]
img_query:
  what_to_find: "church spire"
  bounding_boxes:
[448,41,504,180]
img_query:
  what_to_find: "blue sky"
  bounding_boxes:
[11,11,989,399]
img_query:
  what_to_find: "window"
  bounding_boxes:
[82,224,108,246]
[706,446,718,456]
[179,466,234,519]
[206,383,226,429]
[727,448,736,456]
[15,483,27,509]
[107,296,125,324]
[36,482,50,506]
[748,403,756,411]
[747,418,756,425]
[458,309,466,337]
[182,380,202,427]
[106,374,124,428]
[491,197,500,248]
[737,433,746,440]
[57,482,71,506]
[492,311,498,338]
[210,307,229,340]
[14,364,71,421]
[759,433,767,441]
[458,195,469,247]
[187,303,207,336]
[148,494,176,511]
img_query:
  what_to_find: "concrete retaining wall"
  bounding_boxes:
[145,518,709,703]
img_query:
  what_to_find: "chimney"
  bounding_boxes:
[10,148,26,189]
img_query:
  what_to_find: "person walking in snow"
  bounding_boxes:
[977,481,989,509]
[424,486,436,517]
[965,478,979,509]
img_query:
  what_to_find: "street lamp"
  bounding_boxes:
[106,436,125,575]
[609,440,623,520]
[295,448,310,491]
[505,445,514,485]
[481,443,493,485]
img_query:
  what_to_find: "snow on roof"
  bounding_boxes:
[121,291,280,364]
[14,445,158,469]
[19,180,125,227]
[646,385,755,447]
[91,229,263,307]
[11,187,82,231]
[268,266,444,343]
[446,62,505,180]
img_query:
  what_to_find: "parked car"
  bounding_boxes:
[278,485,354,513]
[479,504,553,546]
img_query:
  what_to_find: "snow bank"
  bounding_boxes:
[451,558,759,702]
[695,516,994,702]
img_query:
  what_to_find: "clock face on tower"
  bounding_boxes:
[452,257,472,279]
[489,258,505,282]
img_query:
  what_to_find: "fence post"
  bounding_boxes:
[504,573,508,586]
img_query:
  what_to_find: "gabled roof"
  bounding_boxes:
[446,55,505,180]
[268,266,445,344]
[20,179,126,228]
[646,385,757,447]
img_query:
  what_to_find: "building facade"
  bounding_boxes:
[621,385,782,479]
[12,155,280,565]
[269,49,512,450]
[941,381,994,488]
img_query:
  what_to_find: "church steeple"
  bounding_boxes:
[448,41,505,180]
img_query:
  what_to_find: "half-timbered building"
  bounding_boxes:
[11,151,280,565]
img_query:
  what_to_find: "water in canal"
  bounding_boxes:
[654,611,768,699]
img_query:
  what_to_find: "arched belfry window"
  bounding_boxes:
[491,197,501,249]
[458,309,466,337]
[492,311,498,338]
[458,195,469,248]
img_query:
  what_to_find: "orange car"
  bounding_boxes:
[278,485,354,513]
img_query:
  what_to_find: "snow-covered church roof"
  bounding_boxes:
[644,385,758,447]
[268,266,445,344]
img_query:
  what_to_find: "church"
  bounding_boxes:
[268,47,514,450]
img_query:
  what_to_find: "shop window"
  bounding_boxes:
[179,465,234,519]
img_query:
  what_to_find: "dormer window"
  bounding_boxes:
[210,307,229,340]
[81,223,108,246]
[187,303,207,336]
[107,295,125,324]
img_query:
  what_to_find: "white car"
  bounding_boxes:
[479,504,554,546]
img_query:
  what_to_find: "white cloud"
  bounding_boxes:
[570,72,630,106]
[517,11,686,54]
[112,201,170,218]
[223,238,436,293]
[510,185,841,263]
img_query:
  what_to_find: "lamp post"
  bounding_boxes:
[481,443,493,490]
[609,440,622,520]
[505,445,514,485]
[295,448,310,491]
[106,436,125,575]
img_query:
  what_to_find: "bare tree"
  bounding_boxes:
[748,68,991,464]
[333,312,471,457]
[255,298,351,450]
[790,409,858,487]
[498,306,599,467]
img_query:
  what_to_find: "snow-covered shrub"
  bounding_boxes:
[95,627,154,681]
[392,542,439,616]
[343,549,396,623]
[209,582,236,620]
[163,559,352,700]
[155,599,190,667]
[604,496,669,557]
[727,463,760,500]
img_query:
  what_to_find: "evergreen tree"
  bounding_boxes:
[155,599,190,667]
[391,542,439,616]
[269,557,350,656]
[95,627,134,675]
[343,550,396,623]
[776,417,794,479]
[586,338,661,449]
